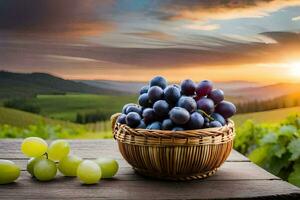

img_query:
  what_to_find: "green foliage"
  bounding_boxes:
[76,110,112,123]
[0,123,86,139]
[4,98,41,114]
[234,115,300,187]
[0,122,113,139]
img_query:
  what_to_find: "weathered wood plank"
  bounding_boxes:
[11,161,279,181]
[0,179,299,200]
[0,139,249,161]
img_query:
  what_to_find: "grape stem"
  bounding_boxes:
[44,152,48,159]
[197,110,214,121]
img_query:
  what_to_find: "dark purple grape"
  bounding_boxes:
[122,103,135,114]
[204,122,210,128]
[162,119,174,130]
[146,121,162,130]
[136,120,146,129]
[153,100,169,117]
[138,93,151,108]
[211,113,226,126]
[148,86,164,103]
[215,101,236,119]
[150,76,167,89]
[208,89,224,104]
[172,127,184,131]
[169,107,190,125]
[186,112,204,130]
[196,80,213,97]
[204,117,210,123]
[209,121,222,128]
[117,114,126,124]
[196,97,215,115]
[178,96,197,113]
[180,79,196,96]
[126,112,141,128]
[140,86,149,94]
[125,104,142,115]
[174,84,180,89]
[164,85,181,104]
[142,108,156,124]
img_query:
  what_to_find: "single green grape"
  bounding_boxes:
[48,140,70,161]
[21,137,48,158]
[58,154,83,177]
[0,159,20,184]
[94,158,119,178]
[34,158,57,181]
[77,160,101,184]
[27,156,45,177]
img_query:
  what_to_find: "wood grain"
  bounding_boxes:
[0,139,299,200]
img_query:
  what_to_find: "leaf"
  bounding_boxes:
[260,133,277,145]
[267,153,290,175]
[279,125,297,138]
[271,144,286,158]
[249,146,271,165]
[288,163,300,187]
[288,138,300,161]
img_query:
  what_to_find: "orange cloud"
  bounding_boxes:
[125,31,174,40]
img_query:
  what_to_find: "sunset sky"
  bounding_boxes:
[0,0,300,83]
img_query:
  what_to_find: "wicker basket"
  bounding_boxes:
[111,113,235,181]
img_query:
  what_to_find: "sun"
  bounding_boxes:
[289,62,300,78]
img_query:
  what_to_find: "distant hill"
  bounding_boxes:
[0,71,122,99]
[232,83,300,101]
[80,80,263,96]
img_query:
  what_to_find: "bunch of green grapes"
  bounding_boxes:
[21,137,119,185]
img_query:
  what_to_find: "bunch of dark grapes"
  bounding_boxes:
[117,76,236,131]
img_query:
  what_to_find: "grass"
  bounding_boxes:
[0,107,113,139]
[233,106,300,127]
[0,107,83,129]
[33,94,137,121]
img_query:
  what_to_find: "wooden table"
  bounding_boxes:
[1,139,300,199]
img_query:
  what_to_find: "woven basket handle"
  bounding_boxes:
[111,113,121,131]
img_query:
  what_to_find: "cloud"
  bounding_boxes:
[158,0,300,21]
[184,24,220,31]
[124,31,174,40]
[1,31,299,72]
[292,16,300,21]
[0,0,114,38]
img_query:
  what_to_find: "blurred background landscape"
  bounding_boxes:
[1,0,300,186]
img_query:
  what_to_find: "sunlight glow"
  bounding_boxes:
[289,62,300,78]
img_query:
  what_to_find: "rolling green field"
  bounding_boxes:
[33,94,138,121]
[0,107,83,129]
[232,106,300,126]
[2,103,300,139]
[0,107,113,139]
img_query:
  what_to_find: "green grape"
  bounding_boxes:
[77,160,101,184]
[48,140,70,161]
[58,154,83,177]
[94,158,119,178]
[21,137,48,157]
[27,156,45,177]
[34,158,57,181]
[0,159,20,184]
